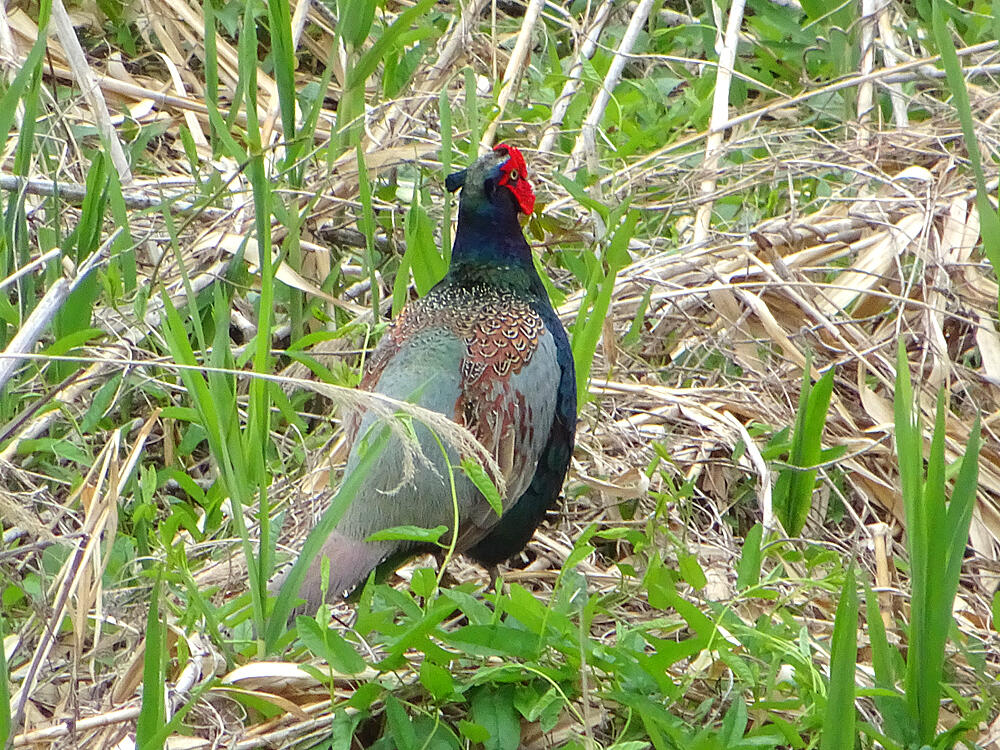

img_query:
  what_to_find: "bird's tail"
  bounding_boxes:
[284,531,391,614]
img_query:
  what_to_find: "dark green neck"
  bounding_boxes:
[450,191,533,269]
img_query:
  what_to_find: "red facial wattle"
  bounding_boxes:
[494,144,535,215]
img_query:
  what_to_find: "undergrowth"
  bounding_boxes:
[1,0,999,747]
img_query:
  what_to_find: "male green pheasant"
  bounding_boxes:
[297,144,576,610]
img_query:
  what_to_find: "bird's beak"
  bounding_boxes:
[445,169,467,192]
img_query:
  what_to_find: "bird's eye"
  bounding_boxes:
[508,169,519,182]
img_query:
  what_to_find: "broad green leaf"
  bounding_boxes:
[384,695,418,750]
[720,697,749,747]
[420,660,455,702]
[444,625,540,660]
[678,553,706,591]
[471,685,519,750]
[458,720,490,744]
[736,523,763,590]
[365,524,448,544]
[461,459,503,517]
[295,618,367,674]
[409,567,437,598]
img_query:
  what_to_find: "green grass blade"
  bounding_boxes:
[940,418,981,602]
[464,67,480,157]
[237,0,279,638]
[790,365,834,514]
[105,168,136,293]
[0,12,50,147]
[135,574,166,749]
[570,210,636,402]
[12,53,41,179]
[893,343,925,588]
[821,566,857,750]
[267,0,298,167]
[202,0,219,151]
[932,0,1000,294]
[159,291,262,632]
[266,0,304,340]
[554,173,611,222]
[158,295,231,479]
[205,99,246,163]
[907,397,948,741]
[864,581,912,746]
[775,355,835,536]
[337,0,376,49]
[341,0,434,134]
[356,144,379,320]
[893,348,982,744]
[926,415,980,740]
[298,48,337,153]
[439,87,454,262]
[894,342,927,734]
[0,615,10,745]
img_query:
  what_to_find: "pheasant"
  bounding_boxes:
[297,144,576,610]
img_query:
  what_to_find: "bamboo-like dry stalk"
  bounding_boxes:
[480,0,545,150]
[692,0,745,245]
[857,0,878,145]
[538,0,612,155]
[876,3,911,127]
[567,0,655,178]
[50,0,132,182]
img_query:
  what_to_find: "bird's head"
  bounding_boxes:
[446,144,536,217]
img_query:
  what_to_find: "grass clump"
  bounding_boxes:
[1,0,999,747]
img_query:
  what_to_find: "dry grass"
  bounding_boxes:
[3,0,1000,746]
